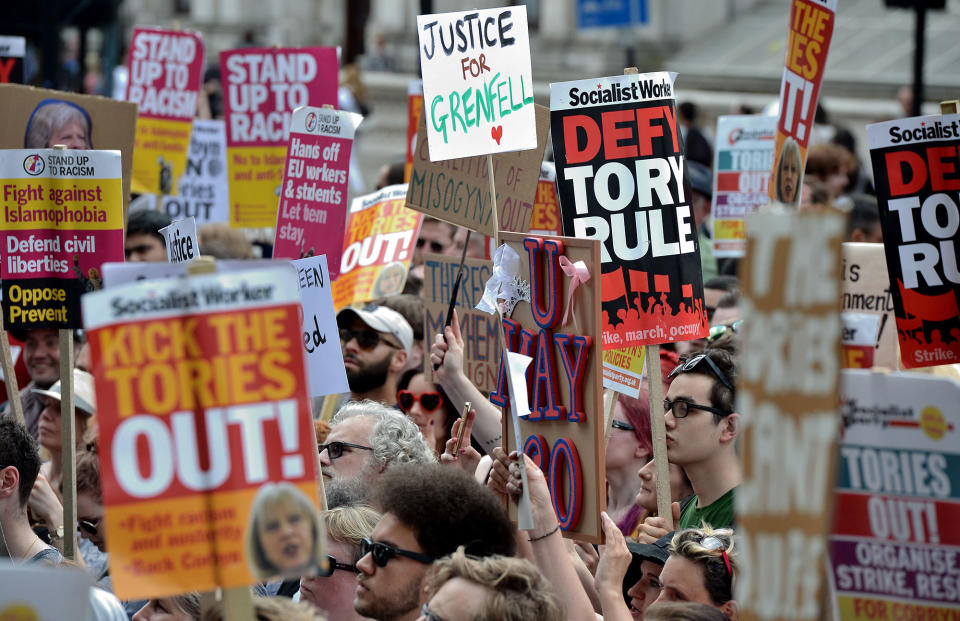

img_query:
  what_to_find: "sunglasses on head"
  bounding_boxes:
[668,353,734,392]
[360,537,434,567]
[317,441,374,459]
[397,390,444,413]
[694,532,734,578]
[315,554,357,577]
[339,328,400,351]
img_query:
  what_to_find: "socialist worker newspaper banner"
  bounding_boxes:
[221,47,338,228]
[713,115,776,258]
[550,71,708,350]
[831,370,960,620]
[126,27,204,196]
[274,106,361,266]
[867,113,960,369]
[1,149,123,330]
[331,185,422,309]
[83,267,323,599]
[767,0,837,207]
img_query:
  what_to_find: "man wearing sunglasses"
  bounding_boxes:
[337,304,414,406]
[664,349,741,531]
[354,464,515,621]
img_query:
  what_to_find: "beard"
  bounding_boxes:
[324,476,371,507]
[346,351,393,395]
[355,569,425,621]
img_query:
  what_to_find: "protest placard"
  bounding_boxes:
[0,563,90,619]
[0,84,138,216]
[831,370,960,620]
[331,185,422,309]
[406,104,548,236]
[101,258,277,288]
[550,71,708,350]
[841,243,898,369]
[712,115,776,257]
[126,27,204,196]
[0,36,25,84]
[159,217,198,263]
[221,47,338,228]
[767,0,837,207]
[423,253,500,392]
[293,255,349,398]
[529,161,563,236]
[274,106,361,266]
[83,266,323,599]
[405,80,423,182]
[736,211,845,620]
[158,119,231,224]
[416,6,536,161]
[841,313,881,369]
[601,346,646,398]
[0,149,123,330]
[866,113,960,369]
[492,231,605,543]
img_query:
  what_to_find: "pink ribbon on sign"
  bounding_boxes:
[558,255,591,329]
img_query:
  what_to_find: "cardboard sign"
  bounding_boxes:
[495,232,606,544]
[0,36,25,84]
[767,0,837,207]
[841,243,898,369]
[292,255,350,398]
[405,80,423,183]
[736,211,845,621]
[83,267,323,598]
[831,370,960,620]
[126,27,204,196]
[529,161,563,235]
[840,313,880,369]
[867,113,960,369]
[712,115,776,257]
[0,563,90,619]
[0,149,124,330]
[422,253,500,392]
[101,258,277,288]
[416,6,536,161]
[159,217,198,263]
[0,84,138,218]
[220,47,338,228]
[406,104,548,236]
[273,106,361,266]
[550,71,708,350]
[331,185,422,309]
[159,119,231,224]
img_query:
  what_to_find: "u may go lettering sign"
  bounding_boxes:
[417,6,536,161]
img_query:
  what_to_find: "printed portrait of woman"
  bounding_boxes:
[371,261,407,298]
[245,482,324,581]
[24,99,94,150]
[774,137,801,205]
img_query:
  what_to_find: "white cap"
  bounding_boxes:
[337,304,414,353]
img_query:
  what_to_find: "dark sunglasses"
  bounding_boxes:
[664,397,730,419]
[315,554,357,577]
[416,239,446,253]
[79,519,100,536]
[611,419,634,432]
[708,319,742,342]
[668,353,734,392]
[397,390,444,413]
[420,602,445,621]
[318,441,374,459]
[360,537,434,567]
[339,328,400,351]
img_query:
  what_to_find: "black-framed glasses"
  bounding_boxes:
[416,239,446,253]
[360,537,434,567]
[79,519,100,537]
[318,441,374,459]
[664,397,730,419]
[611,419,634,432]
[668,353,735,392]
[708,319,742,342]
[315,554,358,577]
[339,328,401,351]
[420,602,445,621]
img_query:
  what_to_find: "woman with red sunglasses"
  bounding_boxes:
[396,369,457,456]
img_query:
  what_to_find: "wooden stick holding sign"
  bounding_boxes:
[58,329,77,560]
[0,315,24,425]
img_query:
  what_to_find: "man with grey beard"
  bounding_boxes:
[336,304,413,407]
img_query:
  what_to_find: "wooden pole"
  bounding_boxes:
[0,316,24,425]
[940,100,959,114]
[59,330,78,560]
[645,343,672,527]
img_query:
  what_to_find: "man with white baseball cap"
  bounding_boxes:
[336,304,413,407]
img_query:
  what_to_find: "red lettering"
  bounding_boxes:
[0,58,16,83]
[634,107,665,157]
[927,145,960,192]
[563,115,601,165]
[885,150,927,197]
[600,109,638,160]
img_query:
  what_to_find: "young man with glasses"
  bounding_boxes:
[354,464,515,621]
[664,349,741,530]
[337,304,414,406]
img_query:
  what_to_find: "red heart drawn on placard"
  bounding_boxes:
[491,125,503,145]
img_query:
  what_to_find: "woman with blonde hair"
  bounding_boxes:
[245,482,323,581]
[654,527,739,619]
[25,99,94,149]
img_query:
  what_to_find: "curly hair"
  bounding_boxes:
[332,400,436,468]
[669,527,738,606]
[425,547,564,621]
[375,464,515,560]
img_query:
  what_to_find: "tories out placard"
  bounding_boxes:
[158,119,230,224]
[1,149,124,329]
[867,113,960,369]
[767,0,837,207]
[126,27,204,196]
[550,71,708,350]
[712,115,776,257]
[221,47,338,228]
[416,6,536,161]
[83,267,323,598]
[274,106,361,266]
